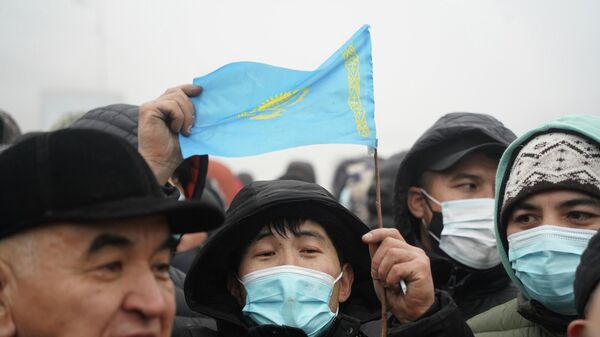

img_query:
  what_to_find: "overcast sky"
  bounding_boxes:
[1,0,599,188]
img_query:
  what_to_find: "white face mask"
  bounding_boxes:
[421,189,501,270]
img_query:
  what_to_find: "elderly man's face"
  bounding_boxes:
[0,215,176,337]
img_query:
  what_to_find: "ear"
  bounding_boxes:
[227,274,246,308]
[407,186,427,219]
[567,319,586,337]
[0,261,16,337]
[337,264,354,303]
[407,186,434,250]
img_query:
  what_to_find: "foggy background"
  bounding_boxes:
[2,0,599,188]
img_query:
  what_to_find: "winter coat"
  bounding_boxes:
[176,314,366,337]
[467,115,600,336]
[468,295,571,337]
[392,112,518,318]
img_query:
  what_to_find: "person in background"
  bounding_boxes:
[393,112,518,319]
[278,160,317,183]
[0,109,21,151]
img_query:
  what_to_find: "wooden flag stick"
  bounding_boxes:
[373,148,388,337]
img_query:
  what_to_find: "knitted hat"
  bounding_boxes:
[500,132,600,225]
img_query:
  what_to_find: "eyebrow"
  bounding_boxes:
[559,198,600,209]
[87,233,132,255]
[253,229,327,243]
[86,233,178,257]
[294,230,327,242]
[449,172,481,182]
[510,202,539,213]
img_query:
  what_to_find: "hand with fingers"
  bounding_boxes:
[138,84,202,185]
[362,228,435,323]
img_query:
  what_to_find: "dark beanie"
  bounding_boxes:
[574,230,600,317]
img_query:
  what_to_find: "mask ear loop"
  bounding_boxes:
[420,189,442,243]
[330,266,346,316]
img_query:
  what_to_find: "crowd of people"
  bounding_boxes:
[0,84,598,337]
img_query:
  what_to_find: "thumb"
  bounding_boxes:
[180,84,203,97]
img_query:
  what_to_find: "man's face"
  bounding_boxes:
[0,215,176,337]
[506,190,600,236]
[407,152,499,247]
[232,220,353,311]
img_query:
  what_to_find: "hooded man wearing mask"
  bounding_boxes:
[393,112,518,319]
[182,179,473,337]
[468,114,600,336]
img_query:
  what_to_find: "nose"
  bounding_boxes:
[122,269,172,320]
[279,247,299,266]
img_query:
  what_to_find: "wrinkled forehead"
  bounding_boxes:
[30,215,172,255]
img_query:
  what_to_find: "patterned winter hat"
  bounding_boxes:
[500,132,600,224]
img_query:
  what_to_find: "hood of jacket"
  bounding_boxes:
[494,114,600,306]
[184,180,380,330]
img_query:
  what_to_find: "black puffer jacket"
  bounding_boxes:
[392,112,518,319]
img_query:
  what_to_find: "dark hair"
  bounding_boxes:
[229,216,346,274]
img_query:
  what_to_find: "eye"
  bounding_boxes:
[460,183,478,192]
[300,247,322,255]
[514,214,538,225]
[567,211,594,222]
[255,251,275,258]
[153,262,171,276]
[101,261,123,273]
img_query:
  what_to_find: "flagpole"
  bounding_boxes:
[373,148,388,337]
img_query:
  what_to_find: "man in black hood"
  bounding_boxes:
[183,179,473,337]
[393,112,518,319]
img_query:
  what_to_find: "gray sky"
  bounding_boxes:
[1,0,599,188]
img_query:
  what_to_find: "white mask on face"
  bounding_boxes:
[421,189,501,270]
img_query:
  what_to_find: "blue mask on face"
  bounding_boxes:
[508,225,596,315]
[240,265,343,337]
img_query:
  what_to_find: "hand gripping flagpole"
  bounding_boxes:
[373,148,388,337]
[373,148,407,337]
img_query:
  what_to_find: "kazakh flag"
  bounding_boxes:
[180,25,376,158]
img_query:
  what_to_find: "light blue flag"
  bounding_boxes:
[180,25,376,158]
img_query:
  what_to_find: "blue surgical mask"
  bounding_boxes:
[240,265,343,337]
[421,190,500,269]
[508,225,596,315]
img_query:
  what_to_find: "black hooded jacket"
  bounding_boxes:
[392,112,518,319]
[182,180,473,337]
